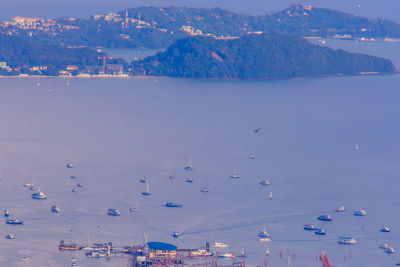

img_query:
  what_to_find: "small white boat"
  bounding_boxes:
[184,156,193,170]
[259,180,270,185]
[219,252,235,258]
[186,177,193,183]
[66,163,74,168]
[268,192,273,199]
[21,257,29,261]
[212,242,228,248]
[354,144,359,151]
[107,208,121,216]
[129,201,139,212]
[249,154,256,159]
[230,168,240,179]
[338,237,357,244]
[259,237,271,242]
[380,226,391,232]
[72,187,79,193]
[354,209,366,216]
[23,182,34,188]
[385,247,396,254]
[336,206,345,212]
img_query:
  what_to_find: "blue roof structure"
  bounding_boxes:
[147,242,177,251]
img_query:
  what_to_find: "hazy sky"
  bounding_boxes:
[1,0,400,22]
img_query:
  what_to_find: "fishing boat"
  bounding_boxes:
[70,175,76,179]
[139,176,146,183]
[336,206,345,212]
[186,177,193,183]
[201,185,209,193]
[385,247,396,254]
[6,218,23,225]
[318,214,332,221]
[141,182,151,196]
[258,227,271,238]
[107,208,121,216]
[230,168,240,179]
[304,224,316,230]
[259,180,270,185]
[354,209,367,216]
[51,205,61,213]
[338,237,357,244]
[184,156,193,170]
[212,242,228,248]
[314,229,326,235]
[380,226,391,232]
[173,231,180,238]
[4,209,10,217]
[32,189,47,200]
[66,163,74,168]
[164,202,183,208]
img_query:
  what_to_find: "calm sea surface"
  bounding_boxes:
[0,41,400,267]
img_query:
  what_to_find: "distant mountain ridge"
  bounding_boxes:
[132,33,397,79]
[1,5,400,49]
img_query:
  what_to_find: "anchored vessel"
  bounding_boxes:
[107,208,121,216]
[338,237,357,244]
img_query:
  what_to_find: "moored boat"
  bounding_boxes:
[336,206,345,212]
[318,214,332,221]
[173,231,180,238]
[165,202,183,208]
[354,209,367,216]
[230,168,240,179]
[385,247,395,254]
[338,237,357,244]
[32,190,47,200]
[259,180,270,185]
[380,226,391,232]
[314,229,326,235]
[212,242,228,248]
[107,208,121,216]
[6,218,23,225]
[304,224,316,230]
[51,205,61,213]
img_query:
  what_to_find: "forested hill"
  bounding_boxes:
[0,34,103,75]
[132,33,397,79]
[1,5,400,50]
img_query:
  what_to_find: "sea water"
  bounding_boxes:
[0,42,400,267]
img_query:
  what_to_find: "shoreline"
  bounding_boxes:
[0,71,398,81]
